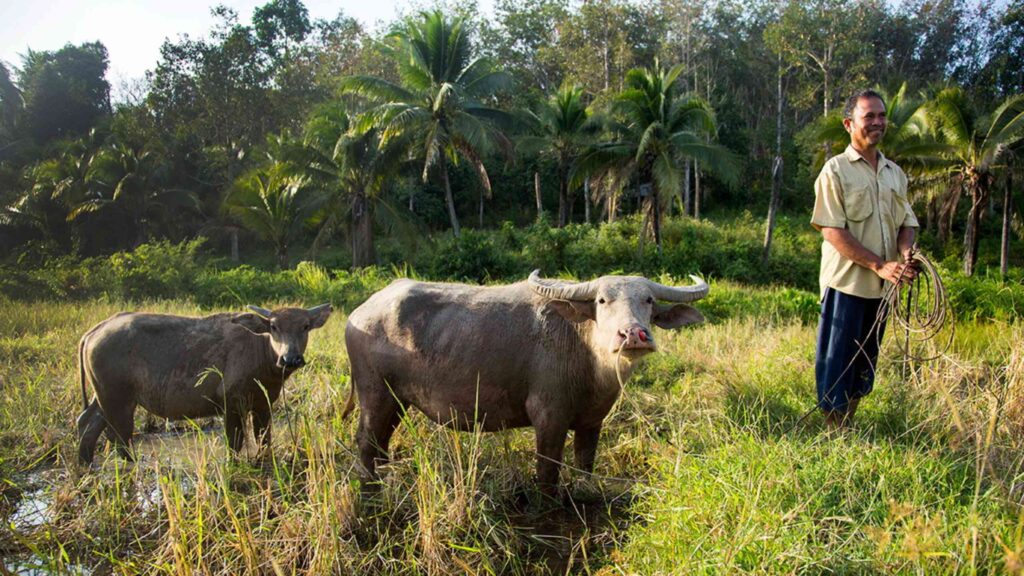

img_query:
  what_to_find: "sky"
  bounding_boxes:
[0,0,486,89]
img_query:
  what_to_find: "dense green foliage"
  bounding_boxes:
[1,0,1021,281]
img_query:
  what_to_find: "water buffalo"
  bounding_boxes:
[77,304,332,464]
[343,270,707,492]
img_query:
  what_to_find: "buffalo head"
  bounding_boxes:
[528,270,707,359]
[233,304,333,368]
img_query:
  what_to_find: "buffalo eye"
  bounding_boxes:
[270,323,278,332]
[646,296,654,304]
[598,297,606,304]
[303,323,310,331]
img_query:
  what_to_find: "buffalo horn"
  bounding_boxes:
[527,269,598,301]
[307,303,331,314]
[645,275,709,302]
[247,305,273,318]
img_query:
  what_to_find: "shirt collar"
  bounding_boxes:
[844,144,891,169]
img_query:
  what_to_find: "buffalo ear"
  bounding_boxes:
[652,303,705,329]
[308,303,333,329]
[233,313,271,334]
[547,300,596,323]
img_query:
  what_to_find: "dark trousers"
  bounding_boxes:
[815,287,887,412]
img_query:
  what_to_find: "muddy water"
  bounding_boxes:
[1,425,223,574]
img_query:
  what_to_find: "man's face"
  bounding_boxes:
[844,96,887,150]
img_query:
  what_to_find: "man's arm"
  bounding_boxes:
[897,225,916,262]
[821,226,915,285]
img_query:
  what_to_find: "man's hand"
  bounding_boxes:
[873,260,916,285]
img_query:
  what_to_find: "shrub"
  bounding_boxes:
[428,230,517,283]
[105,239,206,300]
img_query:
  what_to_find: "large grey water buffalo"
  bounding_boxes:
[77,304,332,463]
[343,270,708,491]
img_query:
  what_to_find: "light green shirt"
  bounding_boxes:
[811,145,919,299]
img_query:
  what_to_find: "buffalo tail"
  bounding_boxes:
[340,378,356,421]
[78,335,88,410]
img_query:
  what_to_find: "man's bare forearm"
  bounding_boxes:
[821,227,883,272]
[897,226,916,260]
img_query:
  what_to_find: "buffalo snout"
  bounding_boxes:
[615,324,655,352]
[279,354,305,368]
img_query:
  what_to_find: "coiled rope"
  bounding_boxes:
[880,249,954,363]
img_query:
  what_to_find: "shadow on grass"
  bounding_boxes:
[354,475,642,575]
[504,481,641,574]
[720,376,951,452]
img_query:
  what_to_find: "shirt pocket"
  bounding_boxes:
[893,188,908,226]
[844,186,874,222]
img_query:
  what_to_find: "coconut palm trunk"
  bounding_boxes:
[277,243,289,270]
[558,159,573,227]
[352,190,375,268]
[438,155,461,237]
[1001,171,1013,279]
[962,175,989,276]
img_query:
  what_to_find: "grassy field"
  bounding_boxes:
[1,283,1022,574]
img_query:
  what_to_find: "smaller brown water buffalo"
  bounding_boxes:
[77,304,332,464]
[343,270,708,492]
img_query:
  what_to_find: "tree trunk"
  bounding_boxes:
[763,61,784,265]
[693,160,702,220]
[277,244,289,270]
[478,187,485,229]
[230,228,239,262]
[584,179,591,224]
[534,171,543,221]
[439,156,461,237]
[352,191,375,268]
[938,178,961,246]
[652,189,663,256]
[763,157,783,265]
[962,183,986,276]
[684,159,692,216]
[558,164,568,227]
[1001,171,1013,279]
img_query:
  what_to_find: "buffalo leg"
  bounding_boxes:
[225,407,246,454]
[573,426,602,475]
[103,401,137,461]
[77,400,107,464]
[252,401,273,455]
[534,422,570,494]
[356,397,403,478]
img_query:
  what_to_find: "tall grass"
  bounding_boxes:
[1,290,1022,574]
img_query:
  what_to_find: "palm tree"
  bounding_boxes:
[223,164,320,269]
[927,87,1024,276]
[2,137,95,252]
[577,60,739,252]
[520,84,601,227]
[73,142,197,247]
[340,9,513,237]
[291,103,407,267]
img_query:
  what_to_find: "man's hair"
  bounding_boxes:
[843,89,886,120]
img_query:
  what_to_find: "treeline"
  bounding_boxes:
[0,0,1021,277]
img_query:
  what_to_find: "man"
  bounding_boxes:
[811,89,919,429]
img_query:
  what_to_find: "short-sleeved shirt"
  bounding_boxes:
[811,145,919,300]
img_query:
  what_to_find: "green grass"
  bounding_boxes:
[1,289,1022,574]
